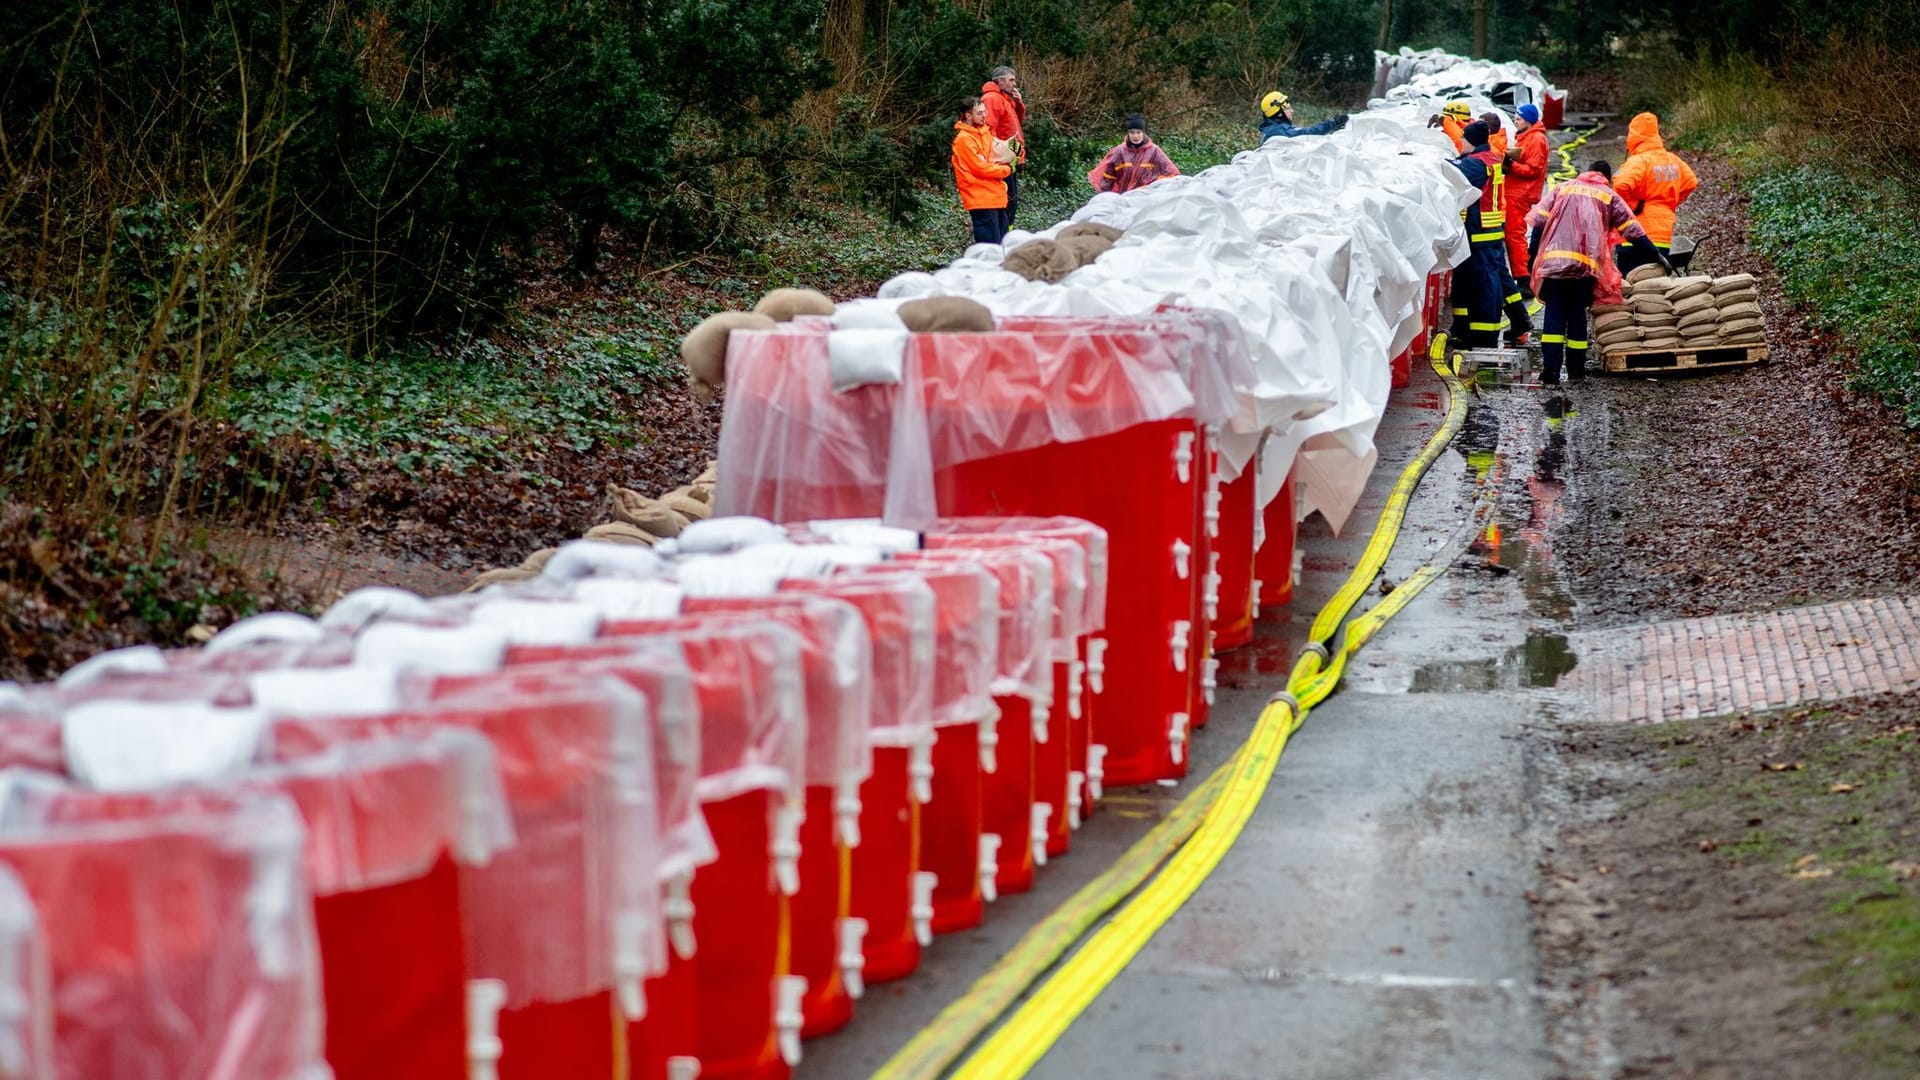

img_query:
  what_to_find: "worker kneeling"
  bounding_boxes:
[1449,120,1532,349]
[1526,160,1671,385]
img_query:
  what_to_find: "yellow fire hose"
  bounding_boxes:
[872,349,1471,1079]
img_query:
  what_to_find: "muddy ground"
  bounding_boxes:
[1528,154,1920,1078]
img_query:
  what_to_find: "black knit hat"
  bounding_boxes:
[1461,120,1491,147]
[1125,113,1147,133]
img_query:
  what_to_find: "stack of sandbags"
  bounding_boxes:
[1002,223,1122,283]
[1599,269,1768,357]
[463,461,720,590]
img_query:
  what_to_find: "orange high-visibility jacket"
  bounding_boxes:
[1612,113,1698,247]
[1442,115,1508,156]
[1504,122,1550,212]
[952,120,1012,211]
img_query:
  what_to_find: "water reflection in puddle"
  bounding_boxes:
[1409,630,1578,691]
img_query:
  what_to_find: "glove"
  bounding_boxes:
[1332,113,1350,130]
[1426,114,1443,129]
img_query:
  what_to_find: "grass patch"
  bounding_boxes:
[1820,893,1920,1066]
[1746,166,1920,427]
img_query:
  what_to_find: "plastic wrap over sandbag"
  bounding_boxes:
[275,671,664,1017]
[675,516,788,554]
[542,540,667,583]
[0,781,327,1080]
[893,548,1052,707]
[925,516,1109,635]
[779,574,936,750]
[319,586,432,632]
[569,577,687,621]
[461,638,715,889]
[852,561,999,728]
[60,700,270,792]
[924,530,1087,663]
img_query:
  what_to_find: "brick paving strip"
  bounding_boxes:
[1559,595,1920,723]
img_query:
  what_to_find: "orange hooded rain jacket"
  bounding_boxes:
[1612,113,1698,247]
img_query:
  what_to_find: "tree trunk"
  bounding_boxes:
[823,0,866,80]
[1377,0,1392,52]
[1473,0,1489,58]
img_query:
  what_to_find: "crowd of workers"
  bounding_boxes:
[951,72,1700,383]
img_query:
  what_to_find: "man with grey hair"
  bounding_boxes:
[980,65,1028,227]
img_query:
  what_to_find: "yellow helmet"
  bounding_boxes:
[1261,90,1290,118]
[1442,100,1472,121]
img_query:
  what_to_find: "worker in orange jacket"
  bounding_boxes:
[980,66,1028,227]
[1430,101,1472,151]
[1503,103,1550,307]
[1611,112,1698,273]
[952,97,1013,245]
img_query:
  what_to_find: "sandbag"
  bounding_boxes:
[1678,307,1721,330]
[1718,332,1767,346]
[608,484,688,537]
[1590,302,1630,318]
[1591,310,1635,330]
[1629,295,1675,313]
[584,522,659,546]
[1635,313,1679,327]
[1673,292,1718,316]
[1058,222,1123,244]
[683,311,778,398]
[1710,273,1756,294]
[466,567,538,592]
[1718,317,1765,337]
[1715,291,1760,311]
[697,461,719,486]
[1597,327,1643,346]
[519,547,561,573]
[898,296,995,332]
[680,482,713,505]
[753,288,836,322]
[1665,277,1713,302]
[1056,234,1115,267]
[664,490,712,521]
[1627,263,1669,285]
[1627,277,1674,295]
[1002,239,1080,283]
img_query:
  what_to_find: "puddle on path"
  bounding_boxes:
[1410,630,1578,691]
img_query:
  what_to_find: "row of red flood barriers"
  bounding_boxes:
[0,283,1447,1080]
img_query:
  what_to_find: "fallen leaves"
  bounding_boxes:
[1829,782,1856,794]
[1790,854,1834,881]
[1762,761,1804,772]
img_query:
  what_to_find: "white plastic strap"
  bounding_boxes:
[978,835,1002,904]
[614,911,648,1020]
[1203,657,1220,706]
[666,1058,702,1080]
[665,872,697,959]
[912,872,938,946]
[978,705,999,775]
[835,783,863,849]
[839,917,869,1000]
[772,804,805,897]
[776,975,808,1067]
[1029,696,1048,744]
[1205,483,1223,539]
[1169,712,1190,766]
[1171,538,1192,581]
[1067,659,1085,720]
[1087,745,1108,802]
[909,732,936,806]
[1087,638,1108,694]
[467,979,508,1080]
[1066,771,1085,829]
[1172,430,1196,483]
[1031,803,1053,868]
[1170,621,1191,673]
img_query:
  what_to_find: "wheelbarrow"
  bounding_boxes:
[1666,235,1698,272]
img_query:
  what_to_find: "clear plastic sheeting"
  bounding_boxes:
[0,864,49,1080]
[924,533,1086,666]
[922,517,1110,636]
[778,574,937,751]
[274,672,664,1017]
[892,549,1052,707]
[853,562,1000,729]
[716,316,1229,528]
[0,782,328,1080]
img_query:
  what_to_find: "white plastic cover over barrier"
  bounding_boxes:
[872,102,1476,533]
[924,516,1110,636]
[0,781,328,1080]
[1373,46,1563,113]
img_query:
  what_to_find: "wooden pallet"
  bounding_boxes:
[1602,342,1769,374]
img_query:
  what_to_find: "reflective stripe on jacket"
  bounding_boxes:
[1089,138,1180,193]
[1527,172,1648,281]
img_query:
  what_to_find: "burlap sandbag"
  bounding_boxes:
[1718,303,1764,323]
[608,483,687,537]
[1597,328,1644,346]
[1002,239,1080,283]
[697,461,718,486]
[1636,313,1679,327]
[1665,277,1713,302]
[680,482,713,505]
[1058,222,1123,244]
[1710,273,1757,294]
[584,522,658,546]
[1673,292,1718,316]
[1056,234,1114,267]
[1592,309,1635,328]
[1629,294,1675,313]
[1715,291,1760,311]
[1678,307,1721,331]
[753,288,836,323]
[898,296,995,332]
[1626,263,1669,285]
[1719,332,1767,346]
[1628,276,1674,295]
[664,490,712,521]
[683,311,778,400]
[465,567,538,592]
[1590,302,1631,318]
[1718,317,1765,337]
[519,547,560,573]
